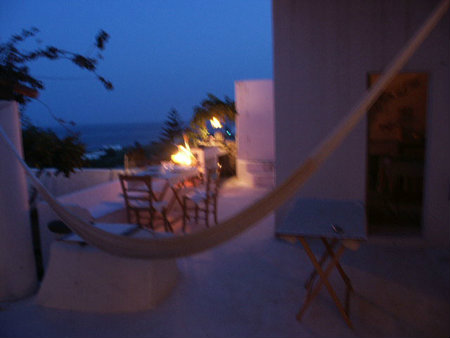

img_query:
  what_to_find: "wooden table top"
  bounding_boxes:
[276,198,367,241]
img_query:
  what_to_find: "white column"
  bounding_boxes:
[235,79,275,187]
[0,100,37,300]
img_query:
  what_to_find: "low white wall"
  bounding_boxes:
[38,179,126,269]
[36,234,180,313]
[33,168,123,197]
[31,167,125,269]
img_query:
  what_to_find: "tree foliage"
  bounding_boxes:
[142,108,185,162]
[88,146,127,169]
[187,93,236,145]
[190,93,236,128]
[0,27,114,175]
[159,108,184,144]
[0,27,113,105]
[22,124,85,177]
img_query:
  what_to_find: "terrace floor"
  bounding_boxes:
[0,178,449,338]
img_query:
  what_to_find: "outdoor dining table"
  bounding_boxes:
[275,198,367,328]
[138,165,200,214]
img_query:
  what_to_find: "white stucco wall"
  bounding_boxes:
[273,0,450,245]
[33,168,123,197]
[0,101,37,300]
[235,79,274,162]
[235,80,275,187]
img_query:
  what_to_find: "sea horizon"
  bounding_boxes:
[48,121,167,151]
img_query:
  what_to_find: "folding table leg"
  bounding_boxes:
[304,238,339,289]
[321,238,353,291]
[297,236,353,329]
[321,237,354,317]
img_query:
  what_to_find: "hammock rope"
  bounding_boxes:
[1,0,448,259]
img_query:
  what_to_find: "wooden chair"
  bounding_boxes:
[119,174,173,232]
[182,167,221,232]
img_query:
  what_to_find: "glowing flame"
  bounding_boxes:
[171,142,194,166]
[210,117,222,129]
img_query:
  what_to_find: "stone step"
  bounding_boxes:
[251,174,274,188]
[245,161,274,174]
[236,159,275,188]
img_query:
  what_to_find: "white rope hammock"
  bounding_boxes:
[1,0,448,259]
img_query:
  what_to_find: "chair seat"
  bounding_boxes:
[185,190,215,203]
[123,187,163,199]
[126,191,148,199]
[128,199,168,212]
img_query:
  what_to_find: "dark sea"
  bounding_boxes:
[51,122,164,151]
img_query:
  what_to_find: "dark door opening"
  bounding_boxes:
[366,73,427,235]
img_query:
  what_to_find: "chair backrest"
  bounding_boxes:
[119,174,155,209]
[205,166,221,197]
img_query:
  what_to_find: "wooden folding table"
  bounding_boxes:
[276,198,367,328]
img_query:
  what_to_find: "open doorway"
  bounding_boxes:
[366,73,427,235]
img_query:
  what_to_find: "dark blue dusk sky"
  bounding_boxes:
[1,1,273,126]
